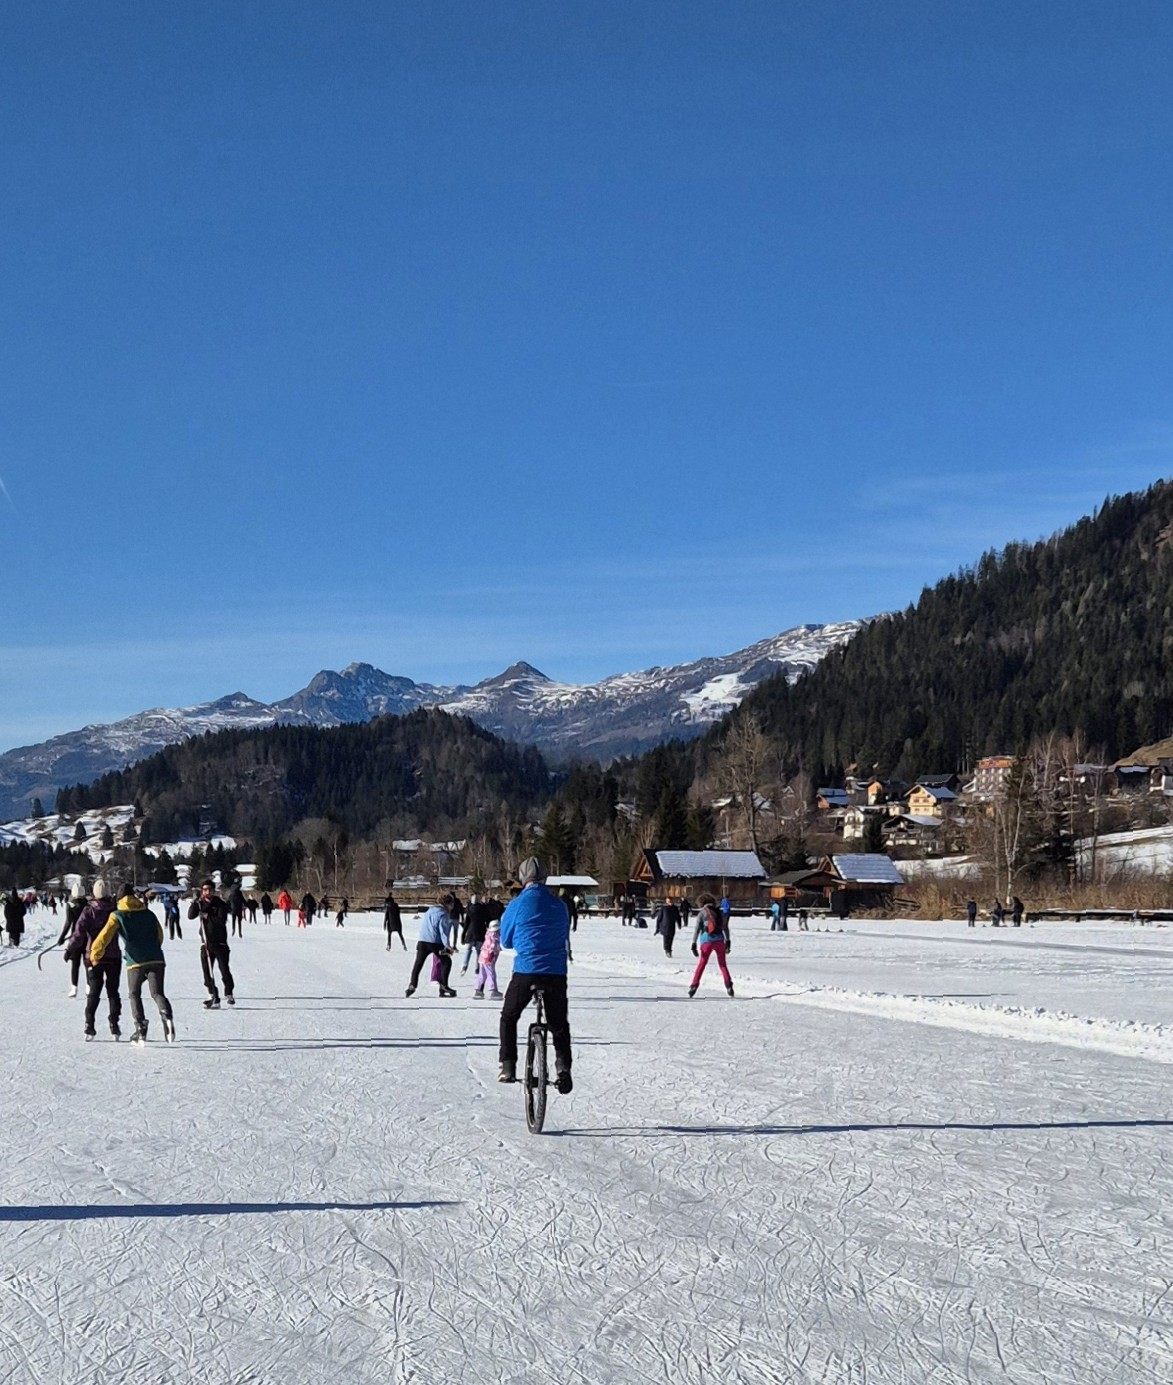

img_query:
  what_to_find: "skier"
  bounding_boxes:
[335,897,348,928]
[460,894,491,974]
[498,857,573,1091]
[66,879,122,1041]
[965,898,978,928]
[383,892,405,951]
[1011,895,1025,927]
[688,893,734,998]
[277,888,293,925]
[474,918,502,999]
[653,897,681,957]
[229,886,246,938]
[89,883,174,1044]
[260,892,274,924]
[188,878,235,1008]
[57,884,89,995]
[4,888,26,946]
[300,891,317,927]
[162,892,182,940]
[405,893,458,997]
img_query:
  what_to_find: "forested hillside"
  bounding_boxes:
[57,710,552,843]
[714,481,1173,780]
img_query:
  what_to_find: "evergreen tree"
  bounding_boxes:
[73,821,87,843]
[861,813,885,853]
[536,803,576,873]
[101,825,115,850]
[31,797,44,819]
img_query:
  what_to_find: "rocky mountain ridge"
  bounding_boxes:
[0,621,862,819]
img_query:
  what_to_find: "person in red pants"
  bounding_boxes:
[688,893,734,998]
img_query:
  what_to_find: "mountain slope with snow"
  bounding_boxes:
[0,621,861,818]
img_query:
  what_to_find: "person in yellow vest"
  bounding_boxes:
[89,882,176,1045]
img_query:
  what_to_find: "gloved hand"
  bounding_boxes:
[691,944,698,957]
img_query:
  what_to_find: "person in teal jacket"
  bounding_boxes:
[90,886,176,1044]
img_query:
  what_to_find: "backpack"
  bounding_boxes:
[702,905,722,935]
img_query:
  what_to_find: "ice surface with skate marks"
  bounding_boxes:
[1,906,1170,1383]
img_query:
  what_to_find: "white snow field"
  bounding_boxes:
[2,907,1170,1384]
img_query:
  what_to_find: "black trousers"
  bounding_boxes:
[128,962,172,1032]
[499,972,571,1073]
[408,941,451,989]
[659,929,675,956]
[84,957,122,1032]
[166,917,182,940]
[70,952,83,986]
[385,924,405,950]
[231,913,243,937]
[201,942,234,998]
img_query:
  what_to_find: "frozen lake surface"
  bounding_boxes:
[1,905,1170,1382]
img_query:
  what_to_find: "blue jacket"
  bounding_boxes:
[500,884,570,975]
[417,905,453,947]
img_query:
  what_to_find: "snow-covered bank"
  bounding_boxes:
[1,906,1170,1383]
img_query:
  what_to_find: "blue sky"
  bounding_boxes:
[1,2,1171,748]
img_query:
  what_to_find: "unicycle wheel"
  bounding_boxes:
[524,1023,548,1133]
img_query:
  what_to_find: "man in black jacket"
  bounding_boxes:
[188,879,235,1008]
[383,893,404,950]
[4,889,26,946]
[653,898,681,957]
[460,895,493,974]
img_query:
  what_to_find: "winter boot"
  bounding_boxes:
[498,1061,517,1084]
[110,1025,121,1041]
[404,985,416,998]
[163,1016,176,1043]
[726,983,735,997]
[490,990,503,1000]
[473,989,484,999]
[69,984,78,998]
[203,996,221,1010]
[131,1029,148,1045]
[439,986,456,998]
[555,1067,573,1095]
[225,994,235,1007]
[84,1028,96,1042]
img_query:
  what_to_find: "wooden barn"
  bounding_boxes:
[633,849,766,905]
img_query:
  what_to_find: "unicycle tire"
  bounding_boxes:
[524,1023,548,1133]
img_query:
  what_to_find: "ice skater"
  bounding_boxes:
[404,892,458,998]
[188,879,235,1008]
[89,883,174,1044]
[58,883,88,995]
[474,919,502,999]
[688,893,734,998]
[67,879,122,1040]
[653,897,680,956]
[383,893,405,950]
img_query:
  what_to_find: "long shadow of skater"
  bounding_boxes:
[554,1117,1173,1138]
[0,1199,461,1223]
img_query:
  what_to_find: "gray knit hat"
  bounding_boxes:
[518,856,546,885]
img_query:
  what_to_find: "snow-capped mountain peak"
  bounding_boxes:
[0,620,863,818]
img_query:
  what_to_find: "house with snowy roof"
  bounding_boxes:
[632,848,766,905]
[906,783,958,817]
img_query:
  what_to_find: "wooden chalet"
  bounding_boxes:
[772,854,904,915]
[634,849,766,904]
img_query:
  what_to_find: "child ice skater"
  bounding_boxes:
[474,919,502,999]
